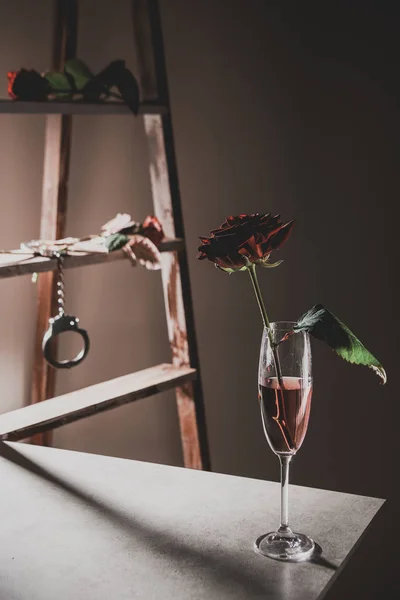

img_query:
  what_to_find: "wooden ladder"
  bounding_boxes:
[0,0,210,471]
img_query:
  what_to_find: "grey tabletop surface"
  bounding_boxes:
[0,442,384,600]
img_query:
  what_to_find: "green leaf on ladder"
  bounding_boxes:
[44,72,72,97]
[64,58,94,91]
[104,233,129,252]
[294,304,387,384]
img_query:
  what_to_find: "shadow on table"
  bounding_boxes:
[1,442,272,595]
[310,544,338,572]
[1,442,337,596]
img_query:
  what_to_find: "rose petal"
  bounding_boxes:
[268,220,295,250]
[197,213,294,268]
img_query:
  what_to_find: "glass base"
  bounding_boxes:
[255,530,316,562]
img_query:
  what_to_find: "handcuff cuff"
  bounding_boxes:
[23,241,90,369]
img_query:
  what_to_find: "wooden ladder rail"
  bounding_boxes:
[31,0,78,446]
[132,0,210,470]
[18,0,210,470]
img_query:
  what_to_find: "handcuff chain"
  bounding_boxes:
[40,248,90,369]
[54,252,65,317]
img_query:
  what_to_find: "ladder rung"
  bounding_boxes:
[0,363,196,442]
[0,99,168,116]
[0,238,184,279]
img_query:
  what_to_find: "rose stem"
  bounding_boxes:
[248,263,294,451]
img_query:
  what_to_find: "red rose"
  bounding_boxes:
[140,215,164,247]
[197,213,294,271]
[7,72,18,99]
[8,69,49,101]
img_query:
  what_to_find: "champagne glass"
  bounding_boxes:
[255,321,316,561]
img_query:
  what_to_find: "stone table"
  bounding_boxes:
[0,442,384,600]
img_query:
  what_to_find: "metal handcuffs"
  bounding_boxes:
[43,251,90,369]
[22,241,90,369]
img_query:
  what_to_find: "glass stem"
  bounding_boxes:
[278,455,292,534]
[248,265,294,450]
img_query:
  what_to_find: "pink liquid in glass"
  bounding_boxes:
[258,376,312,454]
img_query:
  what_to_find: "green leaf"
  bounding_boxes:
[294,304,387,384]
[64,58,94,91]
[44,72,72,97]
[104,233,129,252]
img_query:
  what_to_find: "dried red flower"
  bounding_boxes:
[7,69,49,101]
[100,213,164,246]
[197,213,294,271]
[7,72,18,99]
[140,215,164,247]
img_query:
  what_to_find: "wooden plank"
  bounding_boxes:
[0,364,196,442]
[132,0,210,470]
[31,0,78,445]
[0,238,183,279]
[131,0,158,101]
[0,99,167,116]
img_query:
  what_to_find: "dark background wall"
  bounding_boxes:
[0,0,399,597]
